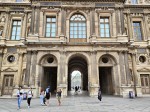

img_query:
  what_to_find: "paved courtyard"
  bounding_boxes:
[0,95,150,112]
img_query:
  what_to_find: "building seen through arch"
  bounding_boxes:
[0,0,150,98]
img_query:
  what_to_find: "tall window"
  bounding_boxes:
[100,17,110,37]
[133,22,142,41]
[11,20,21,40]
[70,14,86,38]
[45,17,56,37]
[131,0,138,4]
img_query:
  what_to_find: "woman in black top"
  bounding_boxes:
[56,89,62,106]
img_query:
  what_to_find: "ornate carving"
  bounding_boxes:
[123,14,127,35]
[147,14,150,31]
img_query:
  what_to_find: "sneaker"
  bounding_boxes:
[28,106,30,108]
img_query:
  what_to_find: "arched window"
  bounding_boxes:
[70,14,86,38]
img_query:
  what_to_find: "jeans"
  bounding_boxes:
[17,96,22,108]
[40,95,44,104]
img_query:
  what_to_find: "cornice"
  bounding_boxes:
[124,5,150,8]
[0,3,31,7]
[30,0,125,2]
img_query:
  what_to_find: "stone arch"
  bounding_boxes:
[66,52,90,93]
[38,53,58,66]
[67,10,88,20]
[99,54,117,66]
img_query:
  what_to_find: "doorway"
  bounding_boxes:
[99,67,113,95]
[42,67,57,94]
[140,74,150,94]
[3,75,14,95]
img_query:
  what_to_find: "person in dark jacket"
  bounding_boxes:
[98,87,102,101]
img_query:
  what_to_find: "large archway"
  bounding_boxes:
[68,56,88,95]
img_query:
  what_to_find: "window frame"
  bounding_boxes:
[132,21,143,41]
[45,16,57,38]
[69,13,87,39]
[99,17,110,38]
[10,20,22,40]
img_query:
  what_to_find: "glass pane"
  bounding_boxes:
[74,31,77,35]
[47,18,50,22]
[46,28,51,32]
[101,33,105,37]
[46,33,50,37]
[105,24,109,28]
[17,31,20,35]
[46,24,50,28]
[105,18,109,22]
[18,21,21,25]
[13,21,17,25]
[106,29,110,33]
[70,27,73,31]
[51,28,56,32]
[101,29,104,33]
[52,23,56,28]
[12,27,16,31]
[16,36,20,40]
[100,24,104,28]
[51,33,55,37]
[12,31,16,36]
[100,19,104,22]
[74,23,77,26]
[70,31,73,35]
[52,18,56,22]
[70,34,73,38]
[74,27,77,31]
[106,34,110,37]
[17,27,21,32]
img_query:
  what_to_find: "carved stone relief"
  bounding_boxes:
[123,15,128,35]
[145,0,150,3]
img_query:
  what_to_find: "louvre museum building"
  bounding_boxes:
[0,0,150,98]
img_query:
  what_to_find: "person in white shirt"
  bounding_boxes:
[27,87,33,108]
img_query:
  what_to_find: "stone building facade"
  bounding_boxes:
[0,0,150,98]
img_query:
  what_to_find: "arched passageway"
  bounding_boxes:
[68,56,88,95]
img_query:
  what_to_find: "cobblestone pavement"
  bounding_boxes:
[0,95,150,112]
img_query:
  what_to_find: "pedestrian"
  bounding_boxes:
[75,86,78,94]
[40,88,45,105]
[27,87,33,108]
[98,87,102,101]
[45,86,51,106]
[17,87,23,109]
[56,89,62,106]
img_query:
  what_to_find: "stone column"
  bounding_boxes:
[16,52,23,87]
[34,7,40,34]
[124,51,130,84]
[0,52,3,96]
[29,51,37,87]
[90,51,99,96]
[30,6,35,34]
[24,51,32,87]
[127,12,133,40]
[61,8,65,35]
[91,9,95,35]
[120,9,124,35]
[21,12,27,39]
[131,53,137,97]
[119,51,126,84]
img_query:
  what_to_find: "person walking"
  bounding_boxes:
[17,87,23,109]
[56,89,62,106]
[40,88,45,105]
[45,86,51,106]
[27,87,33,108]
[98,87,102,101]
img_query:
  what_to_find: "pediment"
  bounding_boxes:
[2,68,18,72]
[137,68,150,72]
